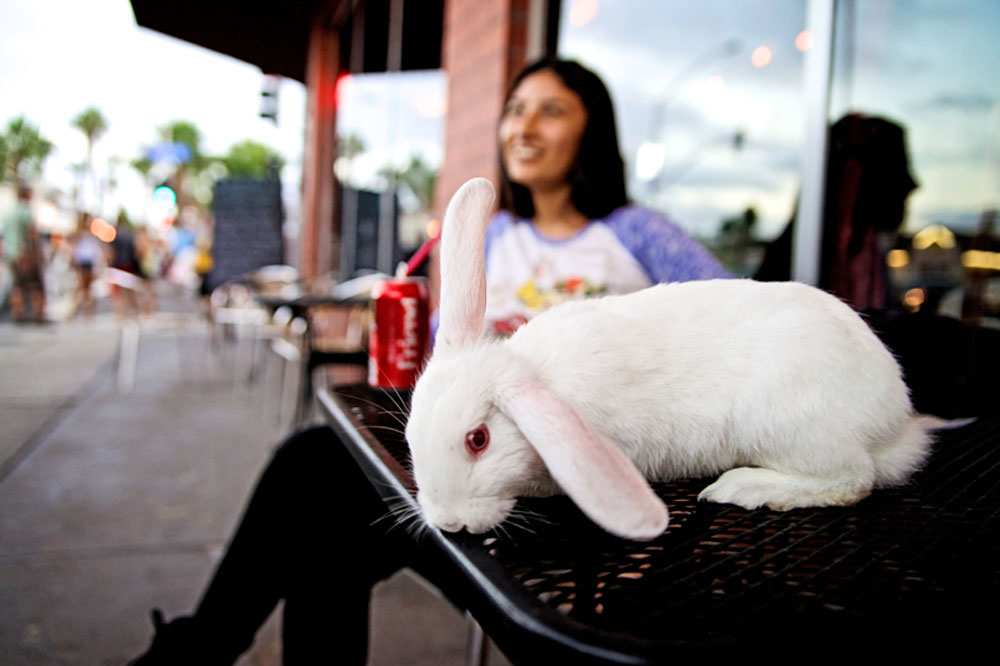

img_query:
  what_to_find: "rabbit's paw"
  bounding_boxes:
[698,467,804,511]
[699,467,871,511]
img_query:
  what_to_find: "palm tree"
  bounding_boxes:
[337,132,365,162]
[72,107,108,176]
[133,120,209,209]
[160,120,205,169]
[130,156,152,181]
[1,116,53,183]
[160,120,207,208]
[336,132,366,184]
[379,155,437,212]
[72,108,110,212]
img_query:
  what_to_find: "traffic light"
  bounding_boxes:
[260,74,280,124]
[152,182,177,206]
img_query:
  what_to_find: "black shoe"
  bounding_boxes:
[128,609,202,665]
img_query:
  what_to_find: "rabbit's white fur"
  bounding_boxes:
[407,178,930,540]
[506,279,929,508]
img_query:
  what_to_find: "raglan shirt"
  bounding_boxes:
[481,206,731,336]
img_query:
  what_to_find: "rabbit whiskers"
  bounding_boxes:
[371,496,431,539]
[332,390,411,430]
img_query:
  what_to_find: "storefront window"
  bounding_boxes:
[829,0,999,323]
[559,0,809,276]
[335,70,446,260]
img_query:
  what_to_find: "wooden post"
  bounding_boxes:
[300,12,340,280]
[430,0,535,310]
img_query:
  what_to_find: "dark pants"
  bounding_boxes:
[193,426,416,664]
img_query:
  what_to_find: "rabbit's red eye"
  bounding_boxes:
[464,425,490,456]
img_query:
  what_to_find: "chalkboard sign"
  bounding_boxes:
[340,187,398,278]
[211,178,284,286]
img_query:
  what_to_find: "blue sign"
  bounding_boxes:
[146,142,193,165]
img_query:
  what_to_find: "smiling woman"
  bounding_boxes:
[500,70,589,212]
[480,57,730,337]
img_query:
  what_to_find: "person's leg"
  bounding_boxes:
[132,426,408,665]
[80,266,95,315]
[199,424,410,658]
[29,284,45,322]
[277,433,410,665]
[9,285,25,321]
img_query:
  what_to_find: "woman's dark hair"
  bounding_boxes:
[498,58,629,219]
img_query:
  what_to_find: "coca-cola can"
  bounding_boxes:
[368,277,430,389]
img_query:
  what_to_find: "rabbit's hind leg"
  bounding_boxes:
[697,467,873,511]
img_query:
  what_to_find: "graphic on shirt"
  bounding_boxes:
[516,275,607,311]
[481,207,730,337]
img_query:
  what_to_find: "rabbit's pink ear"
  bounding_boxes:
[436,178,495,351]
[499,383,669,541]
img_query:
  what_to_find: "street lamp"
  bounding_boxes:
[645,38,743,142]
[640,38,743,193]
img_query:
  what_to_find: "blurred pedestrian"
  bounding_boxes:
[72,214,102,317]
[1,184,47,323]
[135,225,159,314]
[107,211,147,318]
[194,231,215,317]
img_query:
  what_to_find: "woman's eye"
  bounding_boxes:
[504,103,523,117]
[464,425,490,456]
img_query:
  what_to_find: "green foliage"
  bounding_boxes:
[221,140,284,179]
[72,107,108,146]
[160,121,201,158]
[1,116,53,183]
[130,156,152,178]
[379,154,438,211]
[337,132,366,161]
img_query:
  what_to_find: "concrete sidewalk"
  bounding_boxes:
[0,295,505,665]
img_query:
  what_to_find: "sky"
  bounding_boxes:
[560,0,1000,238]
[0,0,307,224]
[0,0,447,231]
[2,0,997,241]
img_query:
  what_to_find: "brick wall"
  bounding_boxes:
[433,0,531,216]
[300,16,340,279]
[430,0,531,307]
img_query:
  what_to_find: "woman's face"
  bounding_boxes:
[499,69,588,192]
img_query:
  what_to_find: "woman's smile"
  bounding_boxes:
[509,143,543,161]
[499,69,588,191]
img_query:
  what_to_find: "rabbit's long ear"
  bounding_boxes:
[437,178,495,351]
[499,383,669,541]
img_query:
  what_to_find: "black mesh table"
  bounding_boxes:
[318,385,1000,661]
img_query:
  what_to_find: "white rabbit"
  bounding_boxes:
[405,177,931,541]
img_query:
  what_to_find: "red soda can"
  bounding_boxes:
[368,277,430,389]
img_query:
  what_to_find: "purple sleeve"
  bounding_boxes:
[607,206,731,283]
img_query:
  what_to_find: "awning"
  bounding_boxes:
[130,0,443,83]
[130,1,318,82]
